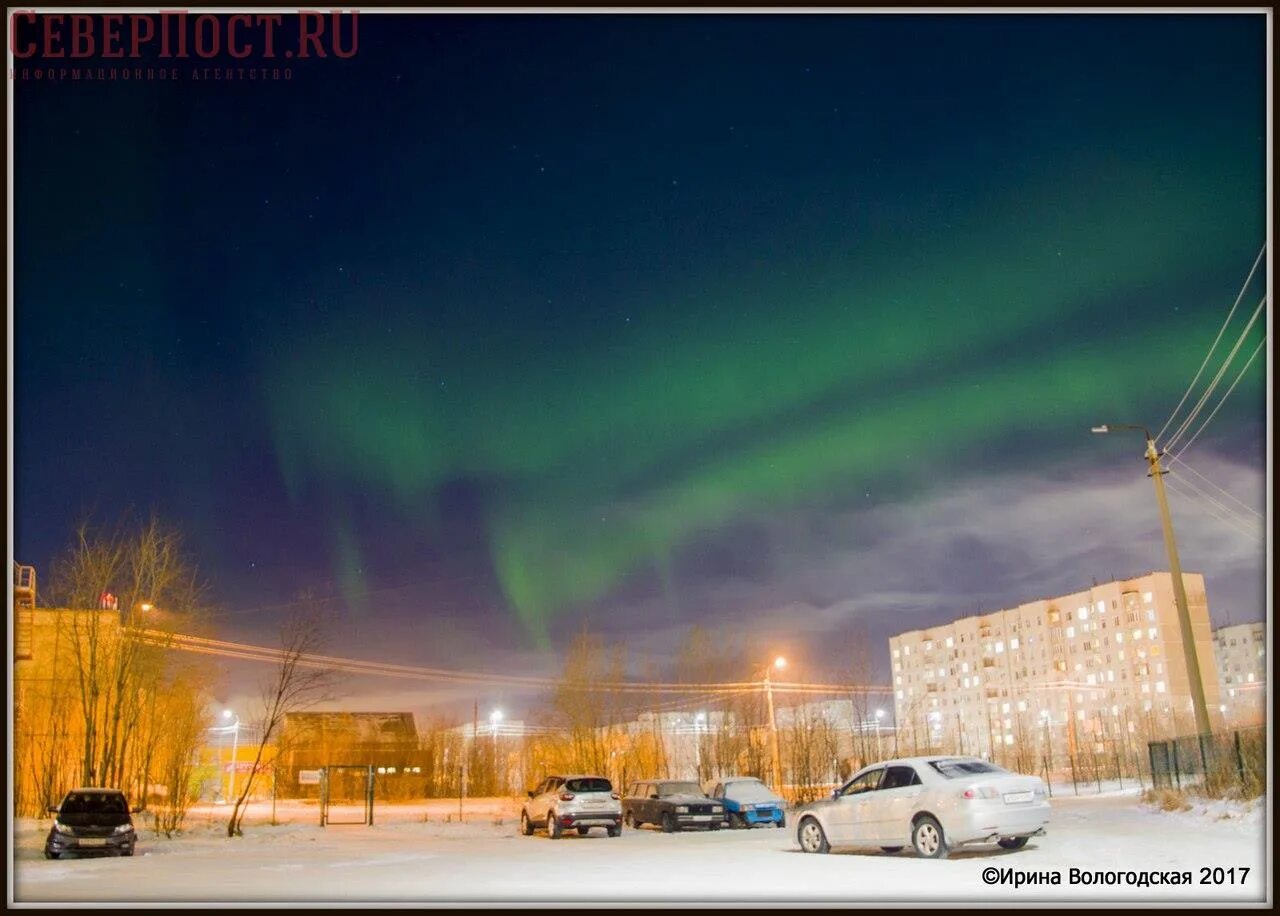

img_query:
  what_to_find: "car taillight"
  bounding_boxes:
[559,793,575,802]
[610,792,620,800]
[962,786,1000,800]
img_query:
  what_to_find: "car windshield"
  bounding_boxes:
[724,780,781,803]
[60,792,127,814]
[564,777,611,793]
[928,759,1009,779]
[659,782,703,796]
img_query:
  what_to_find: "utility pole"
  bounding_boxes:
[1092,424,1212,737]
[763,664,783,793]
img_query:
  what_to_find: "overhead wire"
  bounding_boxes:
[1155,243,1265,443]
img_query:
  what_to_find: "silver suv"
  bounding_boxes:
[520,774,622,838]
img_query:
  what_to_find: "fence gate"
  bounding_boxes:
[319,765,376,826]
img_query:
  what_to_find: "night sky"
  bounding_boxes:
[13,13,1268,720]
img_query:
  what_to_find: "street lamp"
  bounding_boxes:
[1091,423,1212,736]
[694,712,706,777]
[761,656,787,792]
[219,710,241,803]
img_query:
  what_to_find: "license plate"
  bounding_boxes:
[585,801,607,807]
[1003,791,1033,804]
[691,815,711,821]
[78,838,108,847]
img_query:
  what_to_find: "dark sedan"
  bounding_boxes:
[623,779,724,832]
[45,788,138,859]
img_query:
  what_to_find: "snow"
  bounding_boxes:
[10,791,1268,904]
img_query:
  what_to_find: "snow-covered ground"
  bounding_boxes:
[10,791,1268,905]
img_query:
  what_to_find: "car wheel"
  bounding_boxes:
[880,846,904,854]
[730,812,747,829]
[123,848,135,857]
[607,825,621,838]
[520,810,535,836]
[797,817,830,854]
[998,836,1030,850]
[912,815,949,859]
[776,815,786,829]
[547,813,562,840]
[661,812,677,834]
[577,827,590,836]
[710,821,722,831]
[44,850,59,860]
[624,810,640,829]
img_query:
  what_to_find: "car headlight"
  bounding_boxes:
[54,821,76,835]
[114,823,134,834]
[676,806,689,814]
[712,805,723,813]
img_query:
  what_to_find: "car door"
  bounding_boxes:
[826,767,884,845]
[625,782,643,821]
[870,765,925,844]
[534,778,559,821]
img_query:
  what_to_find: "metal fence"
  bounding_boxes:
[1148,726,1265,795]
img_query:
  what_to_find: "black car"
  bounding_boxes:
[622,779,724,832]
[45,788,138,859]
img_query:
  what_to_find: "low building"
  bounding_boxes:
[276,712,426,799]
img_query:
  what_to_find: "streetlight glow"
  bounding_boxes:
[1090,425,1109,434]
[773,656,787,670]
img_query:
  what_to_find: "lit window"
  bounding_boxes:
[1155,681,1166,694]
[1010,638,1020,650]
[1096,601,1105,614]
[1074,663,1083,672]
[1002,702,1010,714]
[1077,710,1086,721]
[377,766,387,774]
[1079,607,1089,621]
[945,637,954,648]
[1004,734,1014,746]
[996,641,1005,653]
[1148,628,1158,640]
[893,648,900,659]
[1066,627,1075,638]
[1147,609,1156,622]
[1141,683,1150,694]
[1143,592,1153,603]
[1132,629,1142,640]
[895,675,902,685]
[973,676,981,686]
[962,677,969,688]
[904,646,911,656]
[1115,633,1124,644]
[387,767,397,774]
[1017,700,1026,712]
[1110,705,1119,716]
[1086,674,1096,685]
[1247,673,1255,683]
[1003,717,1012,729]
[961,662,970,673]
[1107,670,1115,682]
[896,690,904,700]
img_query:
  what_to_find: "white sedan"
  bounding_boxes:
[794,756,1049,859]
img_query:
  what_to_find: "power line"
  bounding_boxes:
[1165,472,1262,533]
[1164,454,1263,521]
[1170,336,1266,460]
[1165,477,1262,541]
[1164,296,1266,453]
[128,627,892,695]
[1155,243,1265,443]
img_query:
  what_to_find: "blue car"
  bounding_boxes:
[705,776,786,828]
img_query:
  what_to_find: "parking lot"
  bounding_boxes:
[11,792,1266,904]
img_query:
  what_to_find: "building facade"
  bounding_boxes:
[1213,621,1266,728]
[888,572,1223,765]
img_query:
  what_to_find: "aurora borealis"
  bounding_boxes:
[14,13,1267,697]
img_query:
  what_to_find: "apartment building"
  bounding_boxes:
[1213,621,1266,727]
[888,572,1223,761]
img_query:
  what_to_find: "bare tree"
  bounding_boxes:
[15,515,211,814]
[227,608,336,837]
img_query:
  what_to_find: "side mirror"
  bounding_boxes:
[47,806,60,814]
[649,794,659,800]
[831,789,840,800]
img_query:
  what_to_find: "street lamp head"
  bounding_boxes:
[773,656,787,670]
[222,709,234,720]
[874,709,885,720]
[695,712,706,723]
[139,602,154,612]
[490,709,503,723]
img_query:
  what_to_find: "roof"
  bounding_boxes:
[66,787,127,794]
